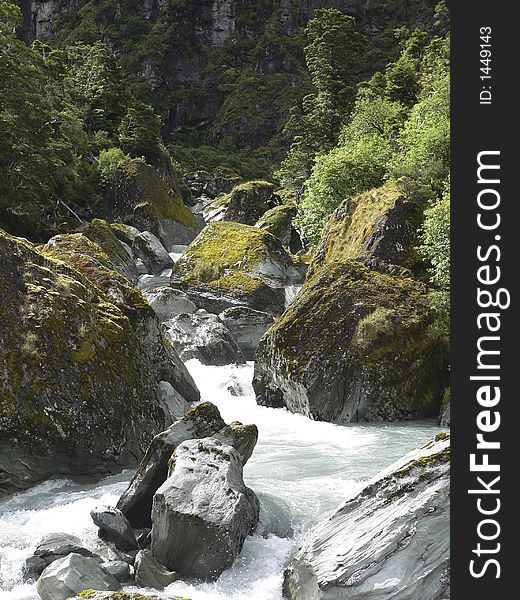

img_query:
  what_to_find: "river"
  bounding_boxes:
[0,360,443,600]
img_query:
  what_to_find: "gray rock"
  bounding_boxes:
[136,529,152,549]
[36,553,120,600]
[133,231,174,276]
[117,402,226,528]
[103,560,131,582]
[212,422,258,465]
[218,306,274,360]
[283,434,450,600]
[158,381,189,421]
[134,549,178,589]
[136,258,149,275]
[91,506,139,553]
[151,438,260,581]
[439,399,450,428]
[144,286,197,321]
[222,372,248,396]
[163,310,245,365]
[110,223,141,247]
[25,533,98,580]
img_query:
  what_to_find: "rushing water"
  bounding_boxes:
[0,361,443,600]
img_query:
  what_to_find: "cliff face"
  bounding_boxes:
[19,0,437,150]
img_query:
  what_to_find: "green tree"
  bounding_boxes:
[65,42,127,136]
[277,9,366,191]
[97,147,130,186]
[118,101,162,162]
[0,4,59,236]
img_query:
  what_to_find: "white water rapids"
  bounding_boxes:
[0,361,443,600]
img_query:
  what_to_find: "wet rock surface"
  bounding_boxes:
[283,434,450,600]
[151,438,260,581]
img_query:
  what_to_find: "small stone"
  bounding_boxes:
[91,506,138,552]
[134,549,178,589]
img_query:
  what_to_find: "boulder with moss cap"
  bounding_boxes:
[255,203,298,247]
[203,180,277,225]
[101,159,201,250]
[311,182,422,277]
[253,259,448,422]
[170,221,305,315]
[0,228,198,498]
[283,434,450,600]
[41,232,199,414]
[82,219,138,283]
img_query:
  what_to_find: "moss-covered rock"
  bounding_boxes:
[82,219,138,283]
[186,166,242,200]
[170,221,305,315]
[311,182,422,276]
[207,180,277,226]
[102,159,200,250]
[255,203,297,246]
[253,259,448,422]
[0,228,199,498]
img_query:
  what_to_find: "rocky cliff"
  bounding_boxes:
[19,0,439,150]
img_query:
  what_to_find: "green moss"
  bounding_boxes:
[311,182,421,275]
[172,221,294,297]
[260,259,448,418]
[0,228,166,456]
[123,159,196,227]
[185,401,222,425]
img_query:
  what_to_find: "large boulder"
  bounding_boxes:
[253,260,448,422]
[117,402,226,528]
[311,182,421,274]
[143,286,197,322]
[36,553,120,600]
[218,306,275,360]
[0,229,198,498]
[82,219,138,283]
[101,159,201,250]
[132,231,173,276]
[283,434,450,600]
[42,232,200,416]
[24,533,98,580]
[203,180,277,225]
[90,506,138,553]
[163,310,245,365]
[151,438,260,581]
[170,221,305,315]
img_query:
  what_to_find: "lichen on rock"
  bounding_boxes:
[102,159,199,250]
[170,221,305,315]
[310,182,422,276]
[0,228,198,498]
[253,259,448,422]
